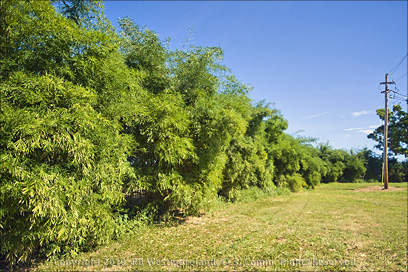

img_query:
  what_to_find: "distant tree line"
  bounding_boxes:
[0,0,406,266]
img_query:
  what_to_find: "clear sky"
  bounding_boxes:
[103,1,407,152]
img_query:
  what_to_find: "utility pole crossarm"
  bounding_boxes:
[380,81,395,85]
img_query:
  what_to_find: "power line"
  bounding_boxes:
[391,84,408,113]
[393,92,407,99]
[395,72,407,82]
[391,96,407,102]
[389,90,406,100]
[390,100,404,107]
[391,86,407,98]
[389,53,408,76]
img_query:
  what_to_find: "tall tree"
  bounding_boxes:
[368,104,408,157]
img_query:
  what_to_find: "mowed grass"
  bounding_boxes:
[36,182,407,271]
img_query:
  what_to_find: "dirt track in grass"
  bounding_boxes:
[352,186,407,192]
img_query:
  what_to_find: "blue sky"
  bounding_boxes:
[103,1,407,152]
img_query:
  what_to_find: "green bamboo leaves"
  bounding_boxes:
[0,72,132,263]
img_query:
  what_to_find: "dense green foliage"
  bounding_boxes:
[368,104,408,157]
[367,104,408,182]
[0,0,404,267]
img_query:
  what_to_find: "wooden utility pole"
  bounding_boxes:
[380,74,395,189]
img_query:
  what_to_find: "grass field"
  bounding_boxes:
[35,182,407,271]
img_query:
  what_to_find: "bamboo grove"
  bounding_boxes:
[0,0,406,265]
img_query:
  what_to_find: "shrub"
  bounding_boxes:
[0,73,133,263]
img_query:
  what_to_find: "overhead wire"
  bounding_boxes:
[395,72,407,82]
[390,88,407,100]
[391,95,407,100]
[378,54,408,110]
[392,85,406,94]
[393,92,407,99]
[388,83,407,109]
[389,101,404,108]
[389,53,407,76]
